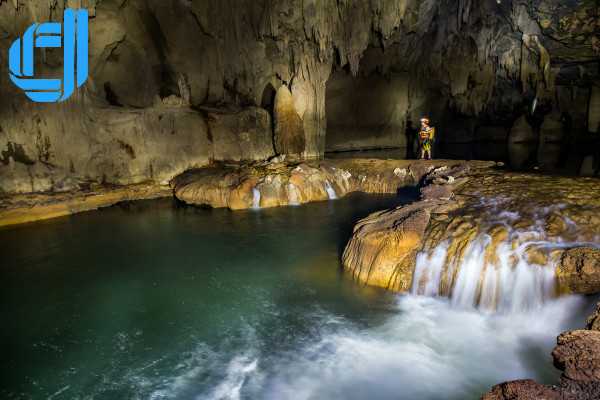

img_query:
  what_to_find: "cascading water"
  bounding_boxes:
[252,187,261,209]
[411,235,557,313]
[410,199,586,313]
[324,181,337,200]
[287,183,300,206]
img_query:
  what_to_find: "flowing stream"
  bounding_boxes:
[0,194,594,400]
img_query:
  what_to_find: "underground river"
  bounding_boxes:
[1,194,595,400]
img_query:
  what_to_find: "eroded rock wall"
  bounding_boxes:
[0,0,598,193]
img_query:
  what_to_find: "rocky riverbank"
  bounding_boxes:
[0,183,171,228]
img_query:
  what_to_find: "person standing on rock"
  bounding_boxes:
[419,117,436,160]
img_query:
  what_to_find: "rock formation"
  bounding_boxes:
[342,167,600,297]
[556,248,600,295]
[171,159,490,210]
[274,86,306,157]
[0,0,598,194]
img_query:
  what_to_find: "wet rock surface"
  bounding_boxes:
[557,248,600,295]
[342,168,600,294]
[0,183,171,227]
[171,159,496,210]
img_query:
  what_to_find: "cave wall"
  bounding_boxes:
[326,71,408,152]
[0,0,598,193]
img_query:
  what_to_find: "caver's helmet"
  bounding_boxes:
[420,117,430,124]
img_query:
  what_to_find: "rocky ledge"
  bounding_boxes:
[0,158,497,227]
[342,167,600,295]
[171,158,498,210]
[0,183,171,227]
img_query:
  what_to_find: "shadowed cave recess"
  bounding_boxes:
[1,1,600,400]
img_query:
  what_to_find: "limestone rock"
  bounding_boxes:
[342,202,437,292]
[509,116,537,143]
[552,330,600,398]
[481,380,562,400]
[556,247,600,295]
[274,86,306,156]
[586,303,600,331]
[206,107,275,162]
[0,183,171,227]
[0,1,597,195]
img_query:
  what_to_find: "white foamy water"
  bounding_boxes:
[142,295,584,400]
[410,197,594,312]
[325,181,337,200]
[252,188,261,209]
[412,235,557,312]
[209,356,259,400]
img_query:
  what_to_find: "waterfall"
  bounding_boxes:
[324,181,337,200]
[252,187,261,209]
[287,183,300,206]
[411,235,557,313]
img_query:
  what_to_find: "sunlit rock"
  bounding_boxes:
[556,247,600,295]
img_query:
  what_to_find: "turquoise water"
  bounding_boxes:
[0,194,591,399]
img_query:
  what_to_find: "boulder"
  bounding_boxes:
[556,247,600,295]
[552,330,600,398]
[587,303,600,331]
[481,380,561,400]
